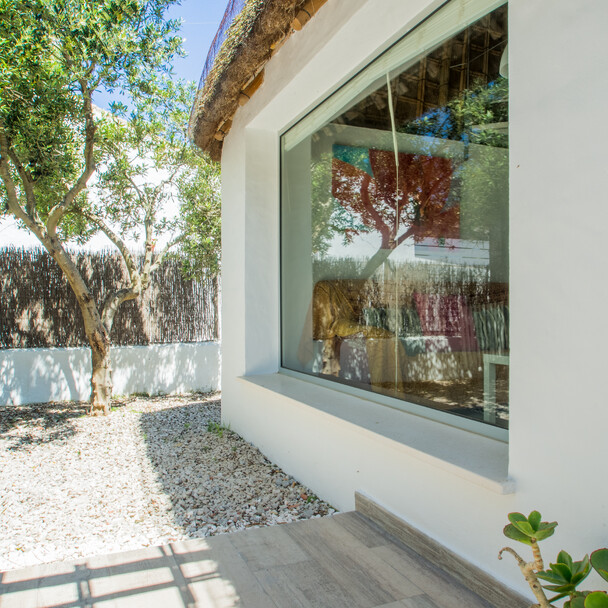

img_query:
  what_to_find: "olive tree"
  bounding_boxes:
[0,0,220,414]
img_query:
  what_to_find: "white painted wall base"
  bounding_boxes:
[0,342,220,405]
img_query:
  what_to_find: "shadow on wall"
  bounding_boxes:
[112,343,221,397]
[0,348,91,406]
[0,342,221,406]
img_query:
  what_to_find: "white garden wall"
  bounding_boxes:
[217,0,608,601]
[0,342,220,405]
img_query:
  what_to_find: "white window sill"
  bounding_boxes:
[239,372,514,495]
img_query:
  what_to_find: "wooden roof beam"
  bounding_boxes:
[238,70,265,106]
[291,0,328,31]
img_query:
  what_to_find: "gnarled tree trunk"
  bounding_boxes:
[48,242,114,415]
[87,323,113,415]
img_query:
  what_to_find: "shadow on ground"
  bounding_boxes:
[0,402,89,451]
[0,541,242,607]
[138,394,332,539]
[137,395,231,535]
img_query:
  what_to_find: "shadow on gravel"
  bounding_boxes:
[138,394,223,533]
[0,402,89,451]
[138,393,334,539]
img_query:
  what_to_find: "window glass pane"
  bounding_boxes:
[281,1,508,429]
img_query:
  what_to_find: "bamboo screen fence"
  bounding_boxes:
[0,247,219,349]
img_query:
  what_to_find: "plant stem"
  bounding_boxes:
[531,541,544,571]
[498,547,554,608]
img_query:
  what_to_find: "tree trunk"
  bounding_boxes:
[89,326,112,415]
[357,227,417,280]
[359,247,393,279]
[41,238,114,415]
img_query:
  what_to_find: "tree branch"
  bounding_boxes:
[6,148,37,218]
[47,79,97,235]
[85,211,141,289]
[86,211,146,334]
[160,165,181,189]
[0,124,46,241]
[394,224,417,248]
[141,205,156,282]
[125,174,147,207]
[359,173,392,247]
[149,235,181,274]
[101,287,140,333]
[355,224,417,280]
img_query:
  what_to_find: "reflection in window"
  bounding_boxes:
[281,2,509,429]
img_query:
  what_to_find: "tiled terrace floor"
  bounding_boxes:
[0,512,526,608]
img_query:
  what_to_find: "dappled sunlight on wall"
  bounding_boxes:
[112,343,221,397]
[0,343,220,406]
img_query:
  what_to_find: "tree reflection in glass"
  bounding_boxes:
[281,3,509,429]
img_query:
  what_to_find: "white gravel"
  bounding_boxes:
[0,393,336,572]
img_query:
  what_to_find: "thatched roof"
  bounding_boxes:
[189,0,327,161]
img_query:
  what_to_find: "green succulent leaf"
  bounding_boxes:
[591,549,608,583]
[551,591,574,603]
[538,554,590,594]
[572,555,591,579]
[536,571,570,591]
[585,592,608,608]
[542,583,578,594]
[558,551,575,571]
[508,512,528,525]
[537,570,570,586]
[528,511,542,531]
[535,522,558,541]
[537,575,565,587]
[503,523,532,545]
[566,595,587,608]
[552,562,574,581]
[511,520,535,536]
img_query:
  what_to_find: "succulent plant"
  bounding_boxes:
[504,511,558,545]
[500,512,608,608]
[537,551,591,601]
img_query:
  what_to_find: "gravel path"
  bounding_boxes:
[0,393,335,572]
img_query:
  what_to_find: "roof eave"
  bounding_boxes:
[190,0,327,161]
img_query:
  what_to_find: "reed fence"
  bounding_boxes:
[0,247,219,349]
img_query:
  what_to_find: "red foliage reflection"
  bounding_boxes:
[332,149,458,250]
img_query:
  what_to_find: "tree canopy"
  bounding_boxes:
[0,0,183,237]
[0,0,221,413]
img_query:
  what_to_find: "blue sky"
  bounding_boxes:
[94,0,228,110]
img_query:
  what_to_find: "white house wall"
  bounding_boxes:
[508,0,608,567]
[218,0,608,599]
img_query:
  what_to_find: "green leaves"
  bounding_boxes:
[502,512,608,608]
[503,523,534,546]
[537,551,591,600]
[0,0,186,232]
[528,510,542,530]
[177,152,221,278]
[90,78,220,276]
[503,511,557,545]
[540,549,608,606]
[585,592,608,608]
[591,550,608,583]
[566,594,587,608]
[569,592,608,608]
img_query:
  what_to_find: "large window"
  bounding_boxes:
[281,0,509,430]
